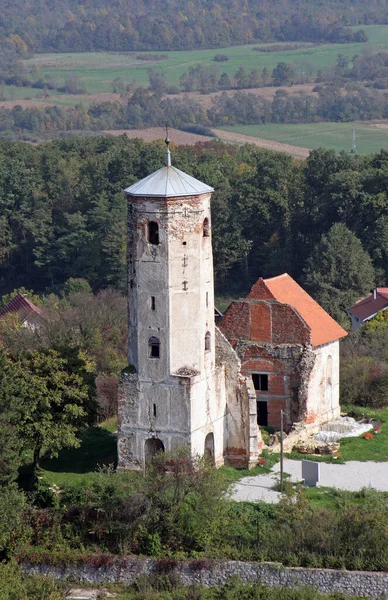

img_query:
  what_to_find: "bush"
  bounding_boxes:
[179,124,216,137]
[341,356,388,408]
[0,562,67,600]
[0,485,30,558]
[214,54,229,62]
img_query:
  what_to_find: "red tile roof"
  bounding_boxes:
[349,288,388,321]
[0,293,43,322]
[248,274,347,347]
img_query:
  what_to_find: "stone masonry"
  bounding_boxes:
[23,559,388,598]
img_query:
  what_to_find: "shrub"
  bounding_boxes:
[341,357,388,408]
[0,562,67,600]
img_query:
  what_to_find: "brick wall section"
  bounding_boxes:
[271,304,310,345]
[248,278,275,300]
[219,301,250,341]
[250,303,271,342]
[220,299,310,347]
[269,373,284,395]
[267,400,286,426]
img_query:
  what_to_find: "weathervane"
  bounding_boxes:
[165,123,171,166]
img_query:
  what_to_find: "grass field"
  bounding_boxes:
[220,121,388,155]
[24,25,388,94]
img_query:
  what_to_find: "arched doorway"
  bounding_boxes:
[144,437,164,464]
[204,433,215,464]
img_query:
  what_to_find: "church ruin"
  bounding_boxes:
[118,141,347,470]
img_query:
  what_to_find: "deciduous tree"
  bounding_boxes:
[304,223,375,325]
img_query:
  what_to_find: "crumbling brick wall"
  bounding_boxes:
[219,298,313,429]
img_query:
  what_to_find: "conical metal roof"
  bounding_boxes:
[124,145,214,198]
[124,165,214,198]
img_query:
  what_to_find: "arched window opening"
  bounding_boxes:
[145,437,164,465]
[205,331,211,352]
[148,221,159,245]
[203,217,210,237]
[149,336,160,358]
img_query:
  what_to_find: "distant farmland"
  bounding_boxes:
[22,24,388,95]
[218,122,388,156]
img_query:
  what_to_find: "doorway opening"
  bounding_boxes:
[257,401,268,426]
[144,437,164,464]
[204,432,215,464]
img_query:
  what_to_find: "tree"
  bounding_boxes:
[0,348,20,486]
[218,72,232,90]
[147,68,168,94]
[62,277,92,297]
[272,62,296,86]
[335,53,349,75]
[9,348,91,478]
[137,448,229,555]
[304,223,375,325]
[234,66,249,89]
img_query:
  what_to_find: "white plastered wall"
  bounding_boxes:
[306,340,341,425]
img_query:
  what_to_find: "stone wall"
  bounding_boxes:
[23,558,388,598]
[215,326,262,467]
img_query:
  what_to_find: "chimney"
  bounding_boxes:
[374,288,377,301]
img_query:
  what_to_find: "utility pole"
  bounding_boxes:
[351,125,356,154]
[280,409,284,492]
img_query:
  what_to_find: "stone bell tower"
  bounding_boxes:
[118,139,225,469]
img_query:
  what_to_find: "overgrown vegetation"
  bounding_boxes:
[10,451,388,572]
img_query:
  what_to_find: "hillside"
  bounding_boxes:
[0,0,381,54]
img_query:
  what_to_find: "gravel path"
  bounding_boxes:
[230,459,388,503]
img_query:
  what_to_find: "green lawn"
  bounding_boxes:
[220,122,388,155]
[24,25,388,93]
[18,420,119,488]
[339,406,388,462]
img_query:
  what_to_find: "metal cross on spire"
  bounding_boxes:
[165,123,171,166]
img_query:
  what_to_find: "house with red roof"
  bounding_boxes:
[348,288,388,330]
[0,293,44,331]
[219,274,347,430]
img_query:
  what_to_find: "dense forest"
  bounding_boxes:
[0,0,378,54]
[0,136,387,326]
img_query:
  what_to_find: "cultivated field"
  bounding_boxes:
[214,128,311,158]
[104,127,214,145]
[20,24,388,95]
[219,122,388,155]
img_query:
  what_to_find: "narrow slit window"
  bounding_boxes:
[151,296,156,311]
[205,331,211,352]
[206,292,209,308]
[149,336,160,359]
[148,221,159,245]
[153,403,157,417]
[252,373,268,392]
[203,217,210,237]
